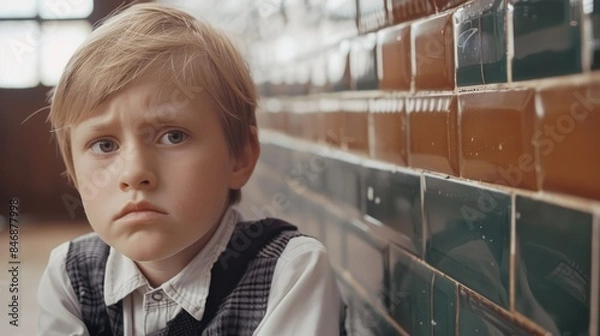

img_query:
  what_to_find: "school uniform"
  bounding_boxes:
[38,208,346,335]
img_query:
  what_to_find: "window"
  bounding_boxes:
[0,0,93,88]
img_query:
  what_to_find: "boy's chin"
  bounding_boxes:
[114,237,184,263]
[120,246,178,263]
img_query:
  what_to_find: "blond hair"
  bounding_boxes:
[48,3,257,204]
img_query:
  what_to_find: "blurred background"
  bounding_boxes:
[1,0,600,335]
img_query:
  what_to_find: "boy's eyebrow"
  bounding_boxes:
[143,107,197,125]
[79,107,196,133]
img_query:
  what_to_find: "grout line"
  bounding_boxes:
[455,92,463,177]
[410,19,417,94]
[367,107,376,158]
[506,0,514,84]
[430,273,436,336]
[455,285,460,336]
[376,27,384,83]
[405,95,412,167]
[452,7,461,92]
[581,0,593,73]
[590,212,600,336]
[420,173,428,260]
[510,192,517,313]
[512,311,553,335]
[533,90,544,190]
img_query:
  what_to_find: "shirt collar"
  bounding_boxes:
[104,206,239,321]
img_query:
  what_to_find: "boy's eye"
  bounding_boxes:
[159,130,187,145]
[91,140,118,154]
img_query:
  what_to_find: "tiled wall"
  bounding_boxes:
[239,0,600,334]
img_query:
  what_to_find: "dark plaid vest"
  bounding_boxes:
[65,218,303,336]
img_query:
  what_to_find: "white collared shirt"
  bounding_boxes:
[38,208,344,335]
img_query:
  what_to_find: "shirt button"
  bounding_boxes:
[151,292,164,301]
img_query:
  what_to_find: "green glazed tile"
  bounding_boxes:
[324,158,363,211]
[284,187,303,221]
[364,166,422,256]
[455,0,507,86]
[288,150,328,194]
[346,223,388,306]
[455,7,483,86]
[593,0,600,69]
[512,0,582,81]
[336,278,355,334]
[479,2,507,83]
[515,196,593,335]
[353,295,402,336]
[301,199,326,241]
[262,143,291,173]
[389,244,433,334]
[258,143,276,169]
[424,174,511,309]
[338,262,401,336]
[432,274,457,335]
[323,211,346,269]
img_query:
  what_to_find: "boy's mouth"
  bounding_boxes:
[115,201,166,221]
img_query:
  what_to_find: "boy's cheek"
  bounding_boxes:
[74,165,116,202]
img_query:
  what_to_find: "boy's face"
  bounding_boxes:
[70,79,252,262]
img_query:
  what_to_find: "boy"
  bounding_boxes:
[38,3,345,335]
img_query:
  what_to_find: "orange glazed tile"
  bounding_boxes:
[413,12,455,91]
[389,0,436,25]
[459,90,537,190]
[357,0,388,33]
[303,112,319,142]
[287,100,310,139]
[320,99,344,147]
[341,99,370,154]
[538,83,600,200]
[378,24,411,91]
[407,95,459,175]
[369,98,408,166]
[271,111,288,133]
[286,110,303,138]
[323,111,344,147]
[303,100,320,142]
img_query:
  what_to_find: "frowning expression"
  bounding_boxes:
[70,79,242,262]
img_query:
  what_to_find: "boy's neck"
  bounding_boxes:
[134,220,221,288]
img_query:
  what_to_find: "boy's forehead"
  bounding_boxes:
[77,79,208,125]
[115,79,206,109]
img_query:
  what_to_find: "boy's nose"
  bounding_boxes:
[118,148,157,191]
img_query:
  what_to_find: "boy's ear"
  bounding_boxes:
[229,126,260,189]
